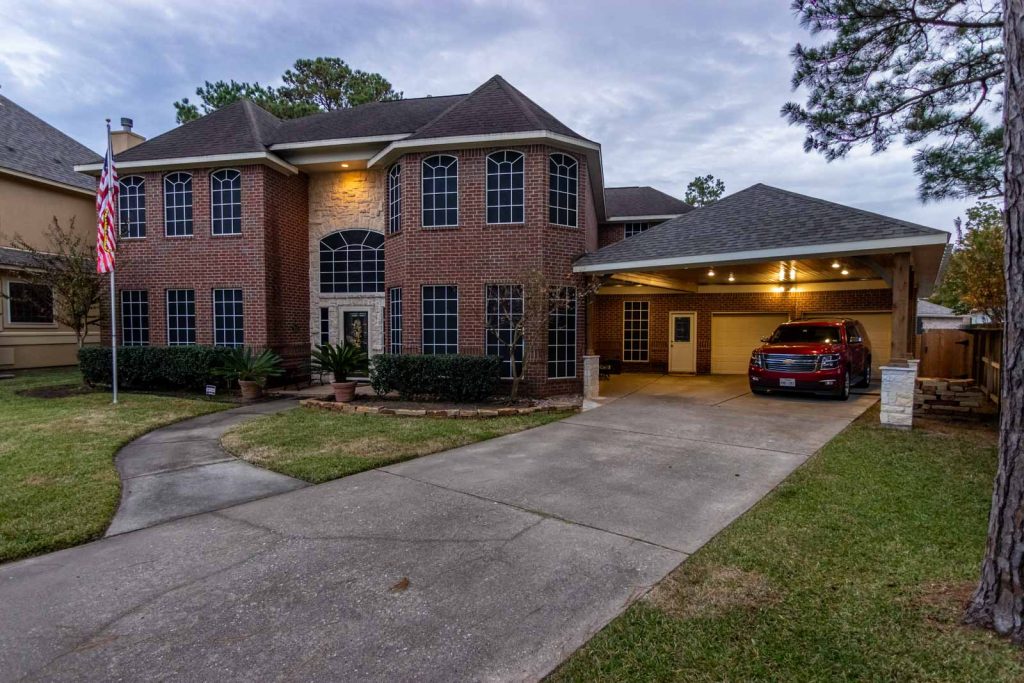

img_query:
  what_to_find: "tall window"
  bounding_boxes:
[623,301,649,362]
[486,151,524,224]
[388,164,402,234]
[319,229,385,293]
[389,286,401,356]
[7,282,52,324]
[485,284,524,379]
[211,169,242,235]
[120,290,149,346]
[319,307,330,345]
[164,172,193,236]
[549,153,578,227]
[422,285,457,354]
[213,289,244,347]
[166,289,196,345]
[624,222,653,238]
[118,176,146,238]
[422,155,458,227]
[548,287,577,379]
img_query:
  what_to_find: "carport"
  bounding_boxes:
[575,184,949,379]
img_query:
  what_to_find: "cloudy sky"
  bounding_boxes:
[1,0,974,230]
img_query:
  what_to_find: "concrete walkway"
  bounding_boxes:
[0,375,876,682]
[106,399,306,535]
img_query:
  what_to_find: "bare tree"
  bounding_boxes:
[485,270,601,400]
[4,218,104,347]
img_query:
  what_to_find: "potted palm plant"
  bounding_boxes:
[214,347,284,400]
[311,342,367,402]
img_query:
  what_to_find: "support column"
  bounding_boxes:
[583,292,600,399]
[890,252,911,361]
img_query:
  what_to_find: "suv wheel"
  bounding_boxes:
[856,357,872,388]
[837,370,851,401]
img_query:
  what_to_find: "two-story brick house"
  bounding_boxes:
[77,74,948,396]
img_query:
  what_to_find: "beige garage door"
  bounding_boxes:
[817,311,892,368]
[711,313,790,374]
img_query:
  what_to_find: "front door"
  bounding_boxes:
[668,312,696,373]
[343,310,370,375]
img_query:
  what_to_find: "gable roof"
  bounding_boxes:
[605,186,692,219]
[0,94,100,192]
[405,75,589,142]
[917,299,960,316]
[575,183,949,271]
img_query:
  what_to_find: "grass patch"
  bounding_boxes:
[0,367,231,563]
[222,407,571,483]
[551,405,1024,682]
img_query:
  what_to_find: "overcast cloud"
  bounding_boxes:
[0,0,974,230]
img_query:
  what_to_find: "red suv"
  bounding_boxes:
[748,318,872,400]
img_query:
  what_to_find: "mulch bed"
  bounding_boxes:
[16,384,95,399]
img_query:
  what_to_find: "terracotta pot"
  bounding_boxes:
[238,380,263,401]
[332,381,357,403]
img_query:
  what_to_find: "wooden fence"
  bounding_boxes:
[916,329,973,379]
[968,326,1003,406]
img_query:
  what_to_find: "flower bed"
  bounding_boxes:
[300,397,580,418]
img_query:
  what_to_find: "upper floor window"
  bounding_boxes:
[624,222,653,238]
[164,172,193,236]
[422,155,458,227]
[486,151,524,224]
[388,164,402,234]
[210,169,242,235]
[319,229,385,294]
[118,176,146,238]
[549,153,578,227]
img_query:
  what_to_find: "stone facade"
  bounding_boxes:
[914,377,989,417]
[880,359,918,428]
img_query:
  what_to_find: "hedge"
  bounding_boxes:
[78,346,231,391]
[369,354,501,402]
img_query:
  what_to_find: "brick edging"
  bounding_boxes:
[299,398,580,418]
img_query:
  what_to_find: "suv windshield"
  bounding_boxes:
[769,325,842,344]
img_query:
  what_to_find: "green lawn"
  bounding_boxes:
[222,406,571,483]
[552,407,1024,682]
[0,368,231,563]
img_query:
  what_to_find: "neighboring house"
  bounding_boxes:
[0,94,102,369]
[916,299,970,331]
[76,74,948,395]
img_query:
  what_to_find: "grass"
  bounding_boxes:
[0,368,231,563]
[222,406,571,483]
[551,406,1024,682]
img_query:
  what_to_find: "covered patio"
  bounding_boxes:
[575,184,949,381]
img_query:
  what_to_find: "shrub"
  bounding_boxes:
[311,343,367,383]
[213,347,284,385]
[370,354,501,402]
[79,346,231,391]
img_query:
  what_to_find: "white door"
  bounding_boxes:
[711,313,789,374]
[817,311,892,367]
[668,312,696,373]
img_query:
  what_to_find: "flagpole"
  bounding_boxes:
[106,119,118,405]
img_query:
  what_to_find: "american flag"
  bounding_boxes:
[96,138,118,274]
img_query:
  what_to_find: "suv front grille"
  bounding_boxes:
[763,354,819,373]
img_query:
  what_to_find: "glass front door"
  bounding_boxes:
[343,310,370,375]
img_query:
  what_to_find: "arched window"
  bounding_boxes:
[388,164,402,234]
[486,151,524,224]
[422,154,458,227]
[548,153,578,227]
[319,229,385,294]
[210,169,242,235]
[118,176,146,238]
[164,172,193,236]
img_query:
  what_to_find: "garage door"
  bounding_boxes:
[817,311,892,368]
[711,313,790,374]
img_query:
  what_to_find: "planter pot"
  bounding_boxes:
[331,381,357,403]
[238,380,263,401]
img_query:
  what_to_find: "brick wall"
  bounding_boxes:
[598,223,624,248]
[264,169,310,367]
[595,288,894,373]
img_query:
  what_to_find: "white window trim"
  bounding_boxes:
[2,278,57,328]
[622,300,649,363]
[388,164,402,234]
[484,283,525,379]
[212,288,244,348]
[421,154,459,228]
[210,168,243,237]
[165,289,196,346]
[548,153,579,228]
[163,172,194,238]
[485,150,526,226]
[547,286,578,380]
[421,284,459,354]
[120,289,150,346]
[118,175,147,240]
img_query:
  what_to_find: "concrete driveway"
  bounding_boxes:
[0,375,876,682]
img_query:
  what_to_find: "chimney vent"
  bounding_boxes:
[120,117,133,132]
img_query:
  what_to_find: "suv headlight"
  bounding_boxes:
[819,353,841,370]
[750,352,763,368]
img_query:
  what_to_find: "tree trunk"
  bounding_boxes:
[965,0,1024,640]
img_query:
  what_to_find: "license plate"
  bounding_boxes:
[779,378,796,388]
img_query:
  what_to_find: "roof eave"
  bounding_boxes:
[0,166,95,196]
[268,133,410,151]
[74,151,299,176]
[573,233,951,274]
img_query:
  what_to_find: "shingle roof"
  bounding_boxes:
[576,183,949,269]
[406,75,589,142]
[272,94,465,144]
[917,300,958,316]
[0,245,43,270]
[605,186,691,218]
[116,99,281,162]
[0,94,100,191]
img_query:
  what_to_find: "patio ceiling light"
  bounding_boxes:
[841,267,850,275]
[728,272,735,282]
[708,268,716,277]
[832,260,841,269]
[789,266,797,280]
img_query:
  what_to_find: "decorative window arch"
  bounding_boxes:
[319,229,385,294]
[486,151,524,224]
[422,154,458,227]
[548,153,578,227]
[388,164,402,234]
[210,169,242,235]
[164,172,193,236]
[118,176,146,238]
